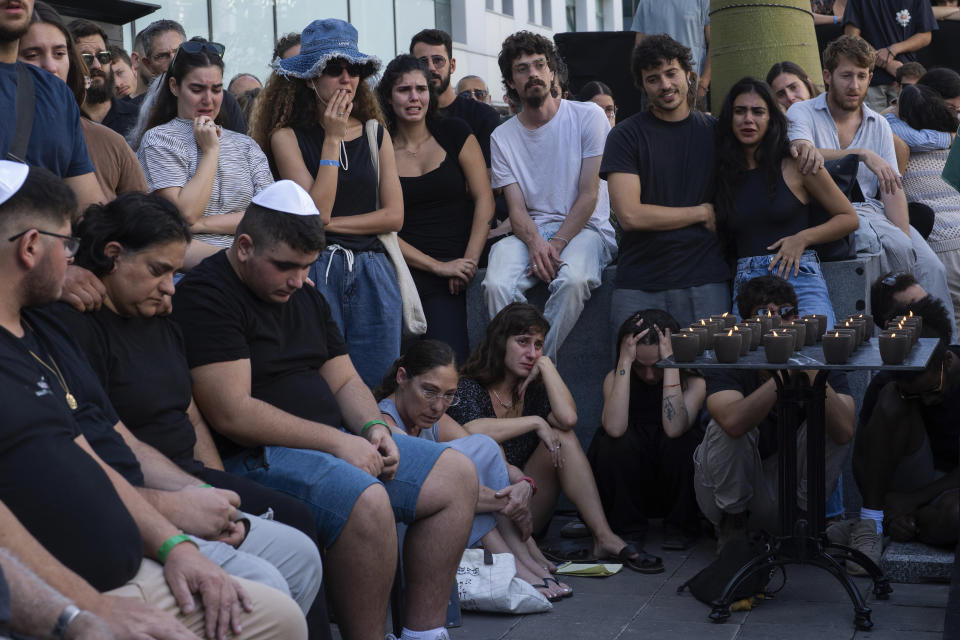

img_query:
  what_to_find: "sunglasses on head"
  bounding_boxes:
[171,41,225,68]
[80,51,112,67]
[322,61,365,78]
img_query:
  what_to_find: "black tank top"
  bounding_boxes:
[293,123,384,252]
[728,166,808,258]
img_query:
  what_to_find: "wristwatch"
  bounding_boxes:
[51,604,82,638]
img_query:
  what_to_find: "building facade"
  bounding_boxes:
[123,0,628,106]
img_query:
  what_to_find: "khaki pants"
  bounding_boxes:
[693,418,849,533]
[106,559,307,639]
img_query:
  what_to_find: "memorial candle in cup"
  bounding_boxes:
[894,321,917,347]
[906,310,923,334]
[822,330,852,364]
[743,321,762,349]
[879,331,910,365]
[831,328,858,358]
[781,326,802,351]
[695,320,717,349]
[804,314,827,338]
[754,315,773,335]
[799,317,818,346]
[843,320,864,346]
[714,329,742,363]
[781,322,806,349]
[711,312,738,328]
[671,332,699,362]
[763,330,793,363]
[852,313,874,338]
[732,325,751,355]
[687,326,708,353]
[847,318,867,345]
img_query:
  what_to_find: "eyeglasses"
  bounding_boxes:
[321,61,364,78]
[758,305,796,318]
[170,41,225,69]
[897,361,946,401]
[417,55,447,69]
[8,229,80,258]
[459,89,488,100]
[512,58,548,76]
[80,51,112,67]
[149,48,178,64]
[419,386,460,406]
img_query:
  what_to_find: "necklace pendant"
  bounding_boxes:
[65,393,78,410]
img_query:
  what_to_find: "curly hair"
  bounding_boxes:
[736,275,798,318]
[376,55,439,135]
[822,35,875,73]
[497,31,558,104]
[715,78,791,225]
[631,34,693,87]
[249,70,384,175]
[460,303,550,393]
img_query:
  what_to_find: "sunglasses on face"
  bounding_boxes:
[322,61,364,78]
[459,89,488,100]
[80,51,112,67]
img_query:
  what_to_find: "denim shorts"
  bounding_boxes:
[732,250,836,328]
[224,433,446,546]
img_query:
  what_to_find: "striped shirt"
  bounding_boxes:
[137,118,273,247]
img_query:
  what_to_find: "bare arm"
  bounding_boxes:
[880,184,910,235]
[324,130,404,236]
[188,211,244,235]
[271,127,337,224]
[529,357,577,431]
[698,25,711,95]
[460,135,496,263]
[706,382,777,439]
[607,172,714,232]
[663,376,706,438]
[461,415,549,442]
[63,173,106,212]
[188,398,225,471]
[600,369,631,438]
[933,5,960,19]
[550,155,601,247]
[888,31,933,56]
[112,421,205,491]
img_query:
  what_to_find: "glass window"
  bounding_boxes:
[565,0,576,31]
[502,0,513,15]
[528,0,536,22]
[134,0,209,43]
[212,0,274,86]
[276,0,348,40]
[596,0,605,30]
[435,0,453,35]
[349,0,396,71]
[486,0,494,10]
[396,0,436,57]
[542,0,552,27]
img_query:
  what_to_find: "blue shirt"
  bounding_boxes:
[884,113,953,152]
[0,63,93,177]
[631,0,710,75]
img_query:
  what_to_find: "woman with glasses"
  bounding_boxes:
[18,3,143,200]
[374,339,573,601]
[376,54,494,362]
[715,78,858,326]
[249,18,404,387]
[447,303,665,574]
[138,37,273,269]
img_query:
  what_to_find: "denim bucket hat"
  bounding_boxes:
[274,19,380,79]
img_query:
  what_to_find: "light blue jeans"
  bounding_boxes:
[481,221,613,360]
[310,246,402,388]
[732,251,836,329]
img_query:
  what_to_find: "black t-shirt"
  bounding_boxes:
[52,304,202,475]
[843,0,938,85]
[859,345,960,473]
[0,309,142,591]
[600,111,728,291]
[293,123,385,252]
[440,94,501,167]
[172,251,349,458]
[728,167,809,258]
[704,368,851,459]
[102,97,140,139]
[400,117,475,296]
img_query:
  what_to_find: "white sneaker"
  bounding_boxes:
[846,518,883,576]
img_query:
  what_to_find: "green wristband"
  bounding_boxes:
[199,483,213,488]
[361,419,388,437]
[157,533,195,564]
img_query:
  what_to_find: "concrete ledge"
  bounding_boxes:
[882,541,955,584]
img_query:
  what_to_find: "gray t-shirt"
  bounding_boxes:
[631,0,710,75]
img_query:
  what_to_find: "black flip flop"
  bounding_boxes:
[543,576,573,598]
[531,579,562,602]
[539,544,593,564]
[597,542,664,574]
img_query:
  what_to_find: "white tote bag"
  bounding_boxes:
[456,548,552,614]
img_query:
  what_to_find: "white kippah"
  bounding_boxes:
[251,180,320,216]
[0,161,29,207]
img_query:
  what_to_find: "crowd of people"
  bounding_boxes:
[0,0,957,637]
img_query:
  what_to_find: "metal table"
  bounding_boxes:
[659,338,938,630]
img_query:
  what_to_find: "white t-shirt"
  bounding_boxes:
[491,99,615,250]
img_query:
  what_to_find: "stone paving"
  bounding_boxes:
[342,515,952,640]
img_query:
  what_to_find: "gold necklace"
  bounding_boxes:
[22,321,77,410]
[491,388,514,409]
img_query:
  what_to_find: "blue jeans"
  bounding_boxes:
[309,246,401,388]
[224,434,446,547]
[481,221,613,360]
[732,251,836,328]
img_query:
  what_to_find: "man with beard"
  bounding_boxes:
[480,31,616,360]
[786,35,955,339]
[0,0,102,211]
[831,295,959,573]
[601,34,729,330]
[67,19,139,139]
[410,29,501,166]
